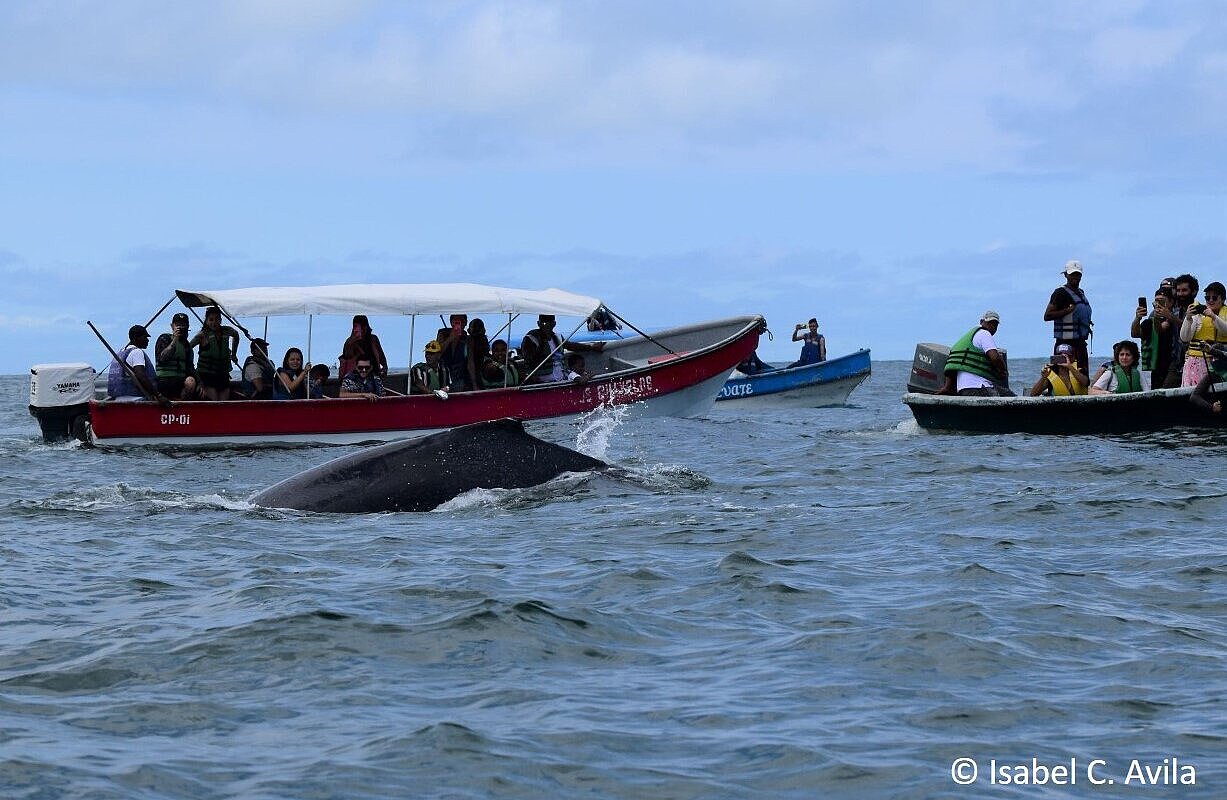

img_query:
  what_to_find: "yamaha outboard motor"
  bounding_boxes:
[907,343,1009,394]
[29,363,97,442]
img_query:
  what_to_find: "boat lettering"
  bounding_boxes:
[718,383,754,398]
[54,381,83,394]
[596,375,654,403]
[160,413,191,425]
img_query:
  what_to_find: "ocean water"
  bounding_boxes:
[2,361,1224,799]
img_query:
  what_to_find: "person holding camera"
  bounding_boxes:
[1131,286,1176,388]
[789,318,826,367]
[154,312,199,400]
[1178,281,1227,387]
[1028,343,1089,396]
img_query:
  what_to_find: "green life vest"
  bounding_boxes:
[198,328,231,376]
[1109,364,1143,394]
[1140,319,1160,371]
[482,362,520,388]
[944,327,996,380]
[157,338,191,379]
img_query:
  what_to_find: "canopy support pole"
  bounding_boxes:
[307,315,313,371]
[609,309,674,355]
[409,316,416,387]
[143,296,177,330]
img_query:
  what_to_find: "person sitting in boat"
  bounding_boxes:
[735,351,771,375]
[274,347,312,400]
[1189,345,1227,414]
[1044,260,1092,374]
[520,314,604,383]
[1028,343,1089,396]
[586,305,621,332]
[937,310,1013,396]
[481,339,521,388]
[1131,286,1177,389]
[108,324,165,402]
[308,364,330,399]
[241,338,276,400]
[154,312,199,400]
[340,357,386,400]
[411,340,453,395]
[189,306,240,401]
[564,353,591,383]
[1178,281,1227,387]
[1089,340,1148,394]
[338,314,388,380]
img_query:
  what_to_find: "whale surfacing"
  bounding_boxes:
[251,418,607,513]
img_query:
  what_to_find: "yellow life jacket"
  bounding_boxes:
[1187,308,1227,357]
[1046,369,1087,396]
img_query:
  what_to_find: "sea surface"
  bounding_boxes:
[2,360,1224,799]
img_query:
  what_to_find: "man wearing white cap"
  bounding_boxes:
[1044,260,1092,373]
[938,310,1013,396]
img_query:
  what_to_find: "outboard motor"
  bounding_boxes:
[908,343,1009,394]
[29,363,96,442]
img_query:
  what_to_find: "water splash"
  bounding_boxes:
[575,403,627,460]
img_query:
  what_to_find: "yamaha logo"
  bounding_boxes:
[55,381,82,394]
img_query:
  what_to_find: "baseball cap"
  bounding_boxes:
[251,337,269,349]
[1055,343,1074,354]
[425,340,442,354]
[172,312,189,324]
[129,324,150,339]
[1063,260,1083,275]
[981,310,1001,322]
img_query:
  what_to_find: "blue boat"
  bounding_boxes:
[716,348,872,408]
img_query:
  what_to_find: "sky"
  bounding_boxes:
[2,0,1224,373]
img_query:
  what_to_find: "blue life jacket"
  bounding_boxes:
[1054,286,1092,340]
[108,345,155,398]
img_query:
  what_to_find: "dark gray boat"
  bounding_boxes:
[903,341,1225,434]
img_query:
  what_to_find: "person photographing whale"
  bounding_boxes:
[937,311,1013,396]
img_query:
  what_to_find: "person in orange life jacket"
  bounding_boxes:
[1028,343,1090,396]
[1178,281,1227,387]
[937,311,1012,396]
[1044,260,1092,374]
[519,314,604,383]
[108,325,166,402]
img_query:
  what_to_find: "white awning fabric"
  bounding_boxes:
[176,284,602,318]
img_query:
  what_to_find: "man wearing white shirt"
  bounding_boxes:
[938,310,1013,396]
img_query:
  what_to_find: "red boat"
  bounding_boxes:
[30,284,763,447]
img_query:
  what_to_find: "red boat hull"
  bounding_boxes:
[88,317,762,446]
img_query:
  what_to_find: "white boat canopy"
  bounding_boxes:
[175,284,602,319]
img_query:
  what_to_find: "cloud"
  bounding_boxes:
[1,1,1222,183]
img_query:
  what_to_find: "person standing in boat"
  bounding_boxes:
[938,311,1013,396]
[788,318,826,368]
[1131,287,1176,389]
[438,313,471,391]
[1178,281,1227,387]
[1161,274,1199,387]
[1028,343,1090,396]
[109,324,165,402]
[1089,340,1147,394]
[1044,260,1092,374]
[154,312,199,400]
[338,315,389,380]
[519,314,603,383]
[189,306,240,401]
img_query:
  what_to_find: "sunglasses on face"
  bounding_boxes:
[356,365,372,372]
